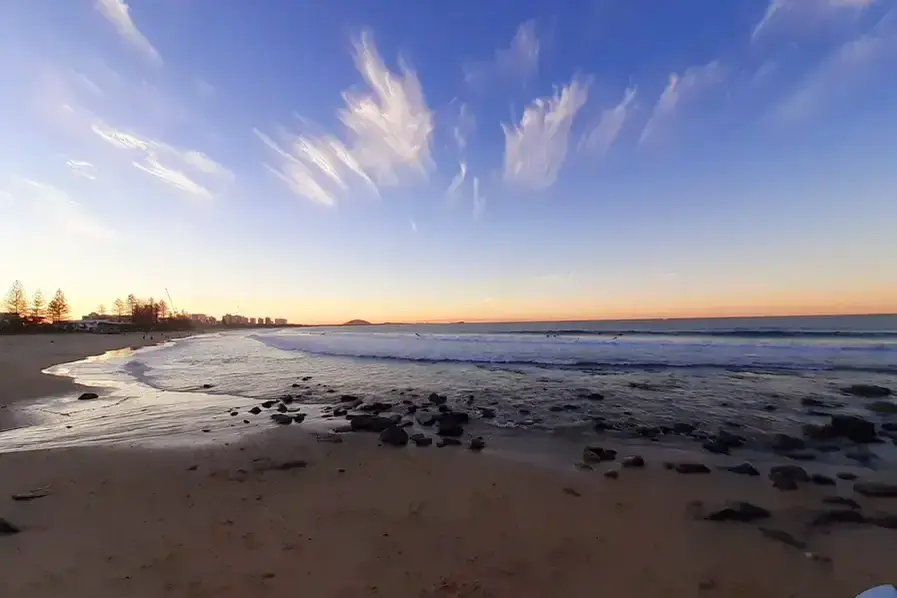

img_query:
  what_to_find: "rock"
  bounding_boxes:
[845,448,876,465]
[769,465,810,483]
[275,460,307,471]
[773,477,798,491]
[637,426,660,439]
[314,433,343,444]
[563,487,582,497]
[410,433,432,447]
[0,518,20,535]
[291,383,300,388]
[11,489,50,501]
[349,415,394,433]
[584,392,604,401]
[435,412,467,437]
[702,440,730,455]
[802,423,837,442]
[437,438,461,448]
[261,400,277,409]
[842,384,891,398]
[415,412,436,427]
[428,392,446,405]
[582,446,617,463]
[243,419,250,424]
[770,434,806,452]
[871,515,897,529]
[811,510,866,526]
[479,407,496,419]
[621,455,645,468]
[603,469,619,479]
[763,404,777,411]
[725,462,760,476]
[469,437,486,451]
[301,376,312,381]
[563,404,580,411]
[704,502,771,522]
[836,472,857,481]
[339,394,359,402]
[784,450,817,461]
[867,401,897,414]
[293,414,306,424]
[77,392,99,400]
[672,422,695,435]
[717,429,746,448]
[276,403,288,413]
[281,395,294,404]
[830,415,877,443]
[358,401,392,414]
[549,405,564,412]
[854,482,897,498]
[801,397,827,407]
[759,527,807,549]
[574,462,593,471]
[822,496,861,509]
[811,474,836,486]
[270,414,293,425]
[201,383,214,389]
[883,422,897,432]
[379,425,409,447]
[674,463,711,474]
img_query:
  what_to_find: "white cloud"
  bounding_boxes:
[579,86,637,156]
[472,176,484,220]
[445,161,467,197]
[410,219,418,233]
[92,120,231,198]
[66,160,97,180]
[502,77,589,190]
[1,177,116,241]
[453,102,476,151]
[639,61,724,144]
[465,20,540,88]
[95,0,161,65]
[257,31,434,206]
[752,0,880,39]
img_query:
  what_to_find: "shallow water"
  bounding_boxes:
[1,316,896,466]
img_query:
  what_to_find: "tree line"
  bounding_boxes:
[4,280,69,323]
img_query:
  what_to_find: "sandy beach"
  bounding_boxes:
[1,333,896,597]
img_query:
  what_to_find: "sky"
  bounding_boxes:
[2,0,896,324]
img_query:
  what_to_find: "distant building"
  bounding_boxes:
[264,317,273,326]
[189,314,215,325]
[249,317,257,325]
[274,318,287,326]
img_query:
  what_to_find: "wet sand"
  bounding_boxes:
[2,431,896,598]
[0,332,192,429]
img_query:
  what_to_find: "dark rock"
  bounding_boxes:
[291,383,300,388]
[811,474,836,486]
[248,406,262,415]
[333,407,348,417]
[479,407,496,419]
[621,455,645,468]
[726,462,760,476]
[593,419,615,431]
[563,487,582,497]
[582,446,617,463]
[519,408,531,415]
[270,414,293,425]
[77,392,99,400]
[758,527,807,549]
[293,414,306,424]
[349,415,394,433]
[763,404,777,411]
[398,418,414,428]
[437,438,462,448]
[854,482,897,498]
[428,392,446,405]
[704,502,771,522]
[435,412,467,436]
[867,401,897,414]
[674,463,711,474]
[871,515,897,529]
[842,384,891,398]
[769,465,810,483]
[830,415,877,443]
[339,395,359,402]
[784,450,817,461]
[549,405,564,412]
[637,426,661,439]
[603,469,619,479]
[358,401,392,414]
[672,422,695,435]
[201,428,210,433]
[702,440,730,455]
[243,419,250,424]
[562,403,580,411]
[882,422,897,432]
[379,425,409,447]
[202,384,214,388]
[770,434,806,452]
[773,477,798,491]
[275,460,307,471]
[845,448,876,465]
[717,429,746,447]
[410,433,432,447]
[574,462,593,471]
[584,392,604,401]
[836,472,857,481]
[314,433,343,444]
[811,510,866,526]
[802,423,837,442]
[469,437,486,451]
[11,490,50,501]
[415,412,436,427]
[261,400,277,409]
[276,403,288,413]
[806,409,833,417]
[301,376,312,381]
[0,518,20,535]
[801,397,827,407]
[822,496,861,509]
[281,395,294,404]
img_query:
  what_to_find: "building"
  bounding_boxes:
[274,318,287,326]
[264,317,273,326]
[189,314,215,325]
[249,317,257,325]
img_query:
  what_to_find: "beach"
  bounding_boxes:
[1,328,897,597]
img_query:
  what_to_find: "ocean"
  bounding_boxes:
[3,314,897,465]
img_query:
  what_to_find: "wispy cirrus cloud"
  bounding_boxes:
[92,120,232,199]
[579,86,637,157]
[257,31,434,207]
[472,176,484,220]
[639,61,724,145]
[95,0,161,65]
[464,20,540,89]
[502,77,589,190]
[66,160,97,180]
[752,0,880,40]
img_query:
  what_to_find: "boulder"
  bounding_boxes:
[769,464,810,483]
[379,425,409,447]
[261,400,277,408]
[437,438,462,448]
[702,440,730,455]
[672,422,696,435]
[349,415,394,433]
[428,392,446,405]
[704,502,771,523]
[469,437,486,451]
[293,414,306,424]
[845,448,876,465]
[621,455,645,468]
[410,433,432,447]
[871,515,897,529]
[248,406,262,415]
[717,429,746,448]
[770,434,805,452]
[584,392,605,401]
[603,469,619,479]
[0,518,20,535]
[836,472,858,481]
[582,446,617,463]
[637,426,661,439]
[435,412,467,437]
[810,474,836,486]
[801,397,827,407]
[270,414,293,425]
[784,450,817,461]
[276,403,288,413]
[358,401,393,414]
[830,415,877,443]
[842,385,891,398]
[202,384,214,389]
[773,478,798,491]
[674,463,711,475]
[867,401,897,414]
[802,423,837,442]
[479,407,496,419]
[854,482,897,498]
[725,462,759,476]
[77,392,99,401]
[822,496,861,509]
[339,395,359,402]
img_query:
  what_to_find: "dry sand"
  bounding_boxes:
[1,334,896,597]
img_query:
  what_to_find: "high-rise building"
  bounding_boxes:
[264,317,273,326]
[274,318,287,326]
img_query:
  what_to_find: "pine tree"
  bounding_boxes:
[30,290,46,321]
[47,289,70,323]
[5,280,28,316]
[113,298,126,317]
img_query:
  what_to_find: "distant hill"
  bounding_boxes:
[342,319,372,326]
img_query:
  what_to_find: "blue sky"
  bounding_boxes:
[2,0,896,323]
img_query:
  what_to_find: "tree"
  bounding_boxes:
[47,289,70,323]
[30,290,46,321]
[127,294,137,316]
[97,304,106,315]
[113,298,126,317]
[158,299,168,319]
[5,280,28,317]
